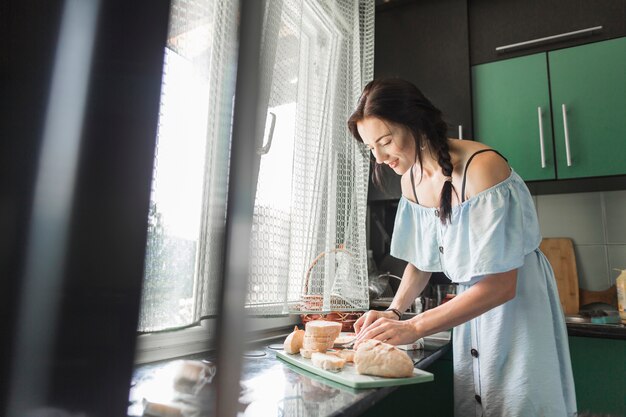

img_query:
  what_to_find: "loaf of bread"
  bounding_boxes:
[311,352,346,372]
[302,334,334,351]
[283,326,305,354]
[304,320,342,339]
[355,339,414,378]
[303,334,336,343]
[328,349,355,363]
[301,320,342,353]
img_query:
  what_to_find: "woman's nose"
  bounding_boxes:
[372,148,386,164]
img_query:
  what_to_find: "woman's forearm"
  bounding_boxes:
[389,263,431,313]
[411,269,518,337]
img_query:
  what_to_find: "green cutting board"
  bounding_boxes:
[276,351,433,389]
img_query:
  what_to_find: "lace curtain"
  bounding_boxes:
[246,0,374,315]
[138,0,374,332]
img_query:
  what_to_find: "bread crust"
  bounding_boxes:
[283,326,305,354]
[328,349,355,363]
[302,340,333,352]
[304,320,342,339]
[311,352,346,371]
[301,320,342,353]
[303,333,335,351]
[299,348,319,358]
[355,339,414,378]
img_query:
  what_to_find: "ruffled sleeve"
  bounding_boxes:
[390,198,441,272]
[444,172,542,284]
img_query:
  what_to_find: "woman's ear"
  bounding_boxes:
[419,134,427,151]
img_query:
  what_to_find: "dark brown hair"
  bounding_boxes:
[347,78,455,223]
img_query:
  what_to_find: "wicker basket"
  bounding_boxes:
[300,311,363,332]
[299,246,364,331]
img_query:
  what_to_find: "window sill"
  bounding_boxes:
[134,315,300,364]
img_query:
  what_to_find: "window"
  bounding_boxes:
[137,0,374,344]
[139,47,210,331]
[138,0,237,334]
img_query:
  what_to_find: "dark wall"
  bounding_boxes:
[375,0,473,140]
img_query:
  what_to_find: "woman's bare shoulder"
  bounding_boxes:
[460,144,511,199]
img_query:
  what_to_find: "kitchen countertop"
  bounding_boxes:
[128,331,451,417]
[566,321,626,340]
[128,321,623,416]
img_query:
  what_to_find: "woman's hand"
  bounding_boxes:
[353,310,421,348]
[353,309,391,335]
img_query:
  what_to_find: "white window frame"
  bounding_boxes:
[134,315,300,364]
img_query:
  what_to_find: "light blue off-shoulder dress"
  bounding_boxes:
[390,169,577,417]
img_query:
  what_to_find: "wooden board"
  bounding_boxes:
[276,351,433,389]
[540,238,580,314]
[579,285,618,309]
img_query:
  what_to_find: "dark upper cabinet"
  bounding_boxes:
[371,0,472,200]
[374,0,472,141]
[469,0,626,65]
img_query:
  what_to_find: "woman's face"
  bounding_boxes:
[356,116,416,175]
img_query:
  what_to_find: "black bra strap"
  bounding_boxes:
[461,149,508,203]
[410,164,419,204]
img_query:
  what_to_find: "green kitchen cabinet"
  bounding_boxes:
[361,348,454,417]
[568,336,626,416]
[473,54,555,181]
[549,37,626,179]
[473,37,626,181]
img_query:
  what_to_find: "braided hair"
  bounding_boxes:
[347,78,457,224]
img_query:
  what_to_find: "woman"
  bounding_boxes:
[349,78,576,417]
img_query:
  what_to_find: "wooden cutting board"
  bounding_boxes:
[276,351,433,388]
[539,238,580,314]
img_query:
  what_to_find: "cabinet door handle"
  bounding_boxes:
[458,125,463,140]
[495,26,602,53]
[561,104,572,167]
[537,107,546,168]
